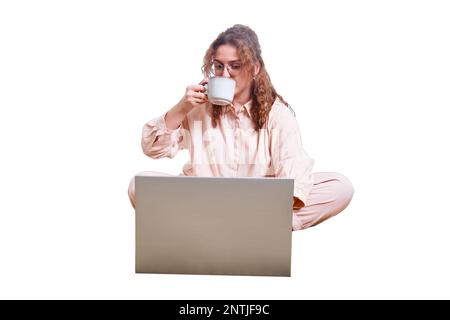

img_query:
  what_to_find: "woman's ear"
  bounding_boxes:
[253,62,261,77]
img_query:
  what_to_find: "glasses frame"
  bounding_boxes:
[212,59,242,77]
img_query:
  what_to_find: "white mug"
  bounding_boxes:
[205,76,236,106]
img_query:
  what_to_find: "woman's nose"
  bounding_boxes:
[222,66,231,78]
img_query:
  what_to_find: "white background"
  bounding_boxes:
[1,0,449,299]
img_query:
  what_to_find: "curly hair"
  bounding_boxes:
[202,24,289,130]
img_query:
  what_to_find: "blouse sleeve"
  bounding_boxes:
[141,112,186,159]
[269,105,315,208]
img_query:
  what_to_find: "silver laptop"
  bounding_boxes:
[135,175,294,277]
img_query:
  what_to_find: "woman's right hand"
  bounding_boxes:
[179,79,208,113]
[165,79,209,130]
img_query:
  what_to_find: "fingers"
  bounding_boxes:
[192,98,206,104]
[185,89,207,105]
[191,91,207,100]
[183,80,209,107]
[188,97,207,105]
[188,84,206,93]
[186,88,207,100]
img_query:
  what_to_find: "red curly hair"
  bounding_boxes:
[202,24,289,130]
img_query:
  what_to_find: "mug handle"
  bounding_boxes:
[199,79,208,93]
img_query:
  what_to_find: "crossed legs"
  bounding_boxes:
[128,171,354,231]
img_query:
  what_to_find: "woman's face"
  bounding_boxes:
[213,44,257,103]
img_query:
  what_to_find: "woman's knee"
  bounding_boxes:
[332,173,354,207]
[128,176,136,209]
[127,171,173,209]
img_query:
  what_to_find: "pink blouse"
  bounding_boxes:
[141,98,315,208]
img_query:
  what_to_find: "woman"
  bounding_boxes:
[128,24,354,230]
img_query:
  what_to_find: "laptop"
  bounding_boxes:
[135,175,294,277]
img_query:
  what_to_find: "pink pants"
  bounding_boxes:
[128,172,354,231]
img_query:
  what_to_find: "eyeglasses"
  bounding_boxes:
[212,60,242,76]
